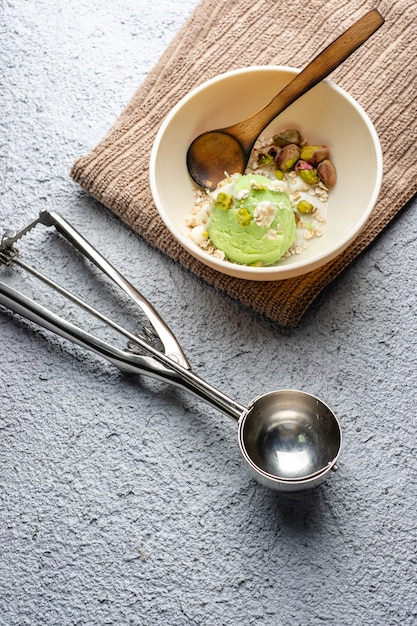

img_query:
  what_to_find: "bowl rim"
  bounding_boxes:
[150,65,383,280]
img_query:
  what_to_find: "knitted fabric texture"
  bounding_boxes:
[71,0,417,326]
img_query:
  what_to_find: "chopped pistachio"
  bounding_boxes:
[297,199,314,214]
[236,207,251,227]
[273,128,302,147]
[317,159,337,188]
[295,160,319,185]
[275,144,300,172]
[214,192,233,210]
[258,153,274,166]
[274,169,284,180]
[300,145,329,165]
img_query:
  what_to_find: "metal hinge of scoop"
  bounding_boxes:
[0,210,190,369]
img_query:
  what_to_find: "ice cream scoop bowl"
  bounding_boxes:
[238,390,341,490]
[0,211,342,492]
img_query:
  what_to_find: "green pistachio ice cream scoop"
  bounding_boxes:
[207,174,296,266]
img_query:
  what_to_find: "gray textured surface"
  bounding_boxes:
[1,1,416,625]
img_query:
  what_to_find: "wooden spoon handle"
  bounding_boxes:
[230,9,384,148]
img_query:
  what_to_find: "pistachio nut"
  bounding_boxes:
[215,192,233,210]
[275,143,300,172]
[273,128,302,147]
[257,152,274,166]
[317,159,337,188]
[237,207,251,227]
[297,199,314,214]
[295,160,319,185]
[299,145,329,165]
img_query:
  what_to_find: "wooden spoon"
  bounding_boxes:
[186,9,384,190]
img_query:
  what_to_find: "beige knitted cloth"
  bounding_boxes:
[71,0,417,327]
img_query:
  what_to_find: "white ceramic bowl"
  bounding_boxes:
[150,66,383,281]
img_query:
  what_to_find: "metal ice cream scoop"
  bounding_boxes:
[0,211,341,492]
